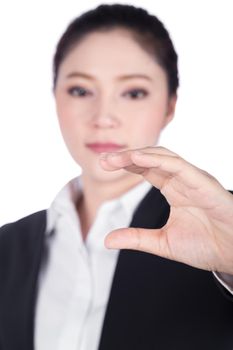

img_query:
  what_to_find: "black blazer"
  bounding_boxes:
[0,187,233,350]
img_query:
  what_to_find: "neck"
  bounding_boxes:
[76,173,143,240]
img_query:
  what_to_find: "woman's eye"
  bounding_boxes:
[67,86,91,97]
[124,89,148,100]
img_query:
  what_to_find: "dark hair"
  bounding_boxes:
[53,4,179,96]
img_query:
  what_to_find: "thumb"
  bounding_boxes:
[104,227,170,258]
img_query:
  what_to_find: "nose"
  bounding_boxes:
[90,95,119,129]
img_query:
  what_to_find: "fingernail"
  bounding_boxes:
[108,152,121,157]
[100,152,108,159]
[105,237,117,249]
[100,152,121,160]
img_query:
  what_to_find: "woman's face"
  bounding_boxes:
[54,29,176,183]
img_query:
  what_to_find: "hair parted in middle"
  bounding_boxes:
[53,3,179,96]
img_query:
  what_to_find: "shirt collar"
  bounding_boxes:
[46,177,152,235]
[46,177,82,235]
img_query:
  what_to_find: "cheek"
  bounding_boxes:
[56,96,79,119]
[56,99,81,136]
[55,102,83,158]
[56,97,97,132]
[127,104,168,146]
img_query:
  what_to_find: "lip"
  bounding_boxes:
[86,142,126,153]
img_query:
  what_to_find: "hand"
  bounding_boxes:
[100,146,233,274]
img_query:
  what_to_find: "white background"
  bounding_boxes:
[0,0,232,226]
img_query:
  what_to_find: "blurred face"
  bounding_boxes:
[54,29,176,183]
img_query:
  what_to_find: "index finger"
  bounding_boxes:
[99,146,179,171]
[99,150,135,170]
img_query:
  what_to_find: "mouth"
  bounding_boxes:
[85,142,127,154]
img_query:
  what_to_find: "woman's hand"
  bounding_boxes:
[100,146,233,274]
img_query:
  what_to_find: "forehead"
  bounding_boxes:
[58,29,165,80]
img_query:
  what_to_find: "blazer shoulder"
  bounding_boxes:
[0,210,47,259]
[0,210,47,237]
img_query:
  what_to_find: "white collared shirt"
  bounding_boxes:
[34,178,152,350]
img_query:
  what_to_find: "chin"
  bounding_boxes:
[94,168,127,183]
[83,165,131,184]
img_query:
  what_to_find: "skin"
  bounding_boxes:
[54,28,233,274]
[54,28,176,237]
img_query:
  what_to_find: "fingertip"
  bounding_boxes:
[99,152,108,160]
[104,228,129,249]
[104,234,119,249]
[99,155,118,171]
[99,158,110,170]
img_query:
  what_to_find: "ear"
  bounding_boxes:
[163,94,177,128]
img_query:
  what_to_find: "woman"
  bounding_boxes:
[0,4,232,350]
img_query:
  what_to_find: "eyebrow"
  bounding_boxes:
[65,72,153,82]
